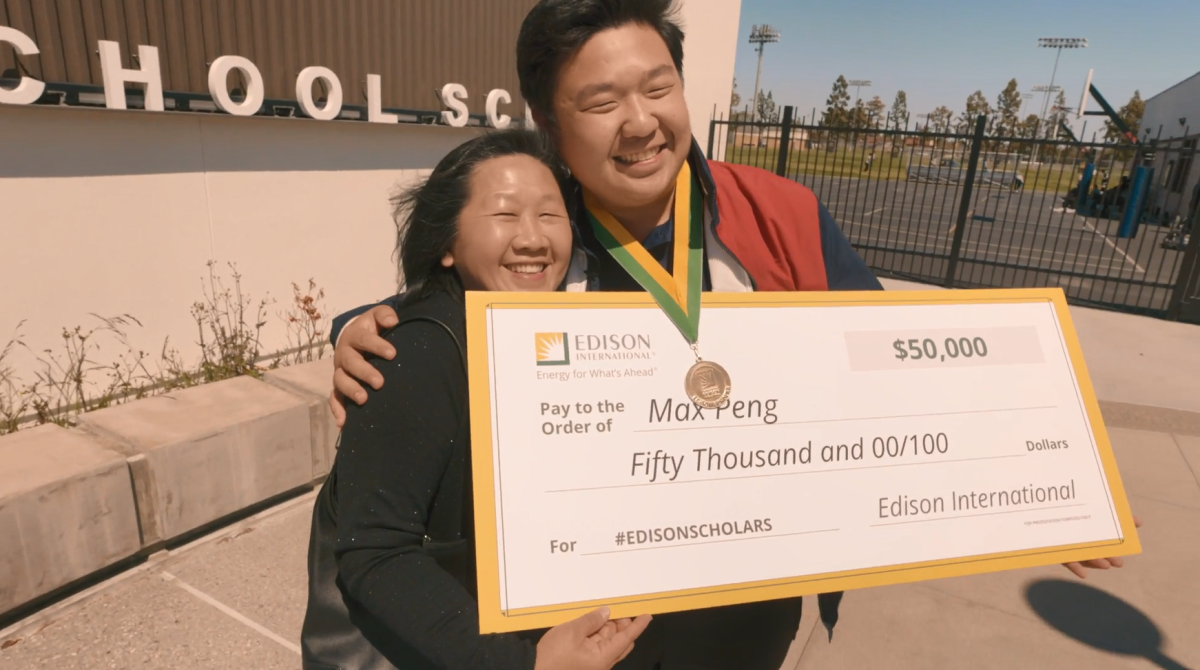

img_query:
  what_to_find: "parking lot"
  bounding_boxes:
[800,174,1184,313]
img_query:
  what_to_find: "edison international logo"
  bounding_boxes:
[536,332,654,367]
[535,333,570,366]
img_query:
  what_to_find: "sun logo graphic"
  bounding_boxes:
[535,332,570,366]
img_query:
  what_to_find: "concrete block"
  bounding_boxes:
[78,376,312,546]
[1097,400,1200,438]
[0,425,140,615]
[263,358,338,479]
[1108,427,1200,510]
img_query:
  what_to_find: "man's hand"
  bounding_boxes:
[1062,515,1143,579]
[328,304,400,427]
[534,607,651,670]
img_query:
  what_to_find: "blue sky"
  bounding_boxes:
[731,0,1200,139]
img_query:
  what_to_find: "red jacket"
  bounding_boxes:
[639,154,881,295]
[709,161,834,292]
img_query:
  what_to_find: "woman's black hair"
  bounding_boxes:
[392,128,568,302]
[516,0,685,127]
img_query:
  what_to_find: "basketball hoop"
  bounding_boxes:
[1077,69,1094,119]
[1076,69,1137,144]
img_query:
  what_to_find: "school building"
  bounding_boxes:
[1141,70,1200,223]
[0,0,741,383]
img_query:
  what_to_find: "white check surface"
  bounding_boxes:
[483,300,1121,612]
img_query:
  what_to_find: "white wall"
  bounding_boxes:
[677,0,743,159]
[1141,72,1200,218]
[0,104,478,387]
[1141,71,1200,141]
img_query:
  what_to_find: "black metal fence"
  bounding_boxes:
[708,108,1200,322]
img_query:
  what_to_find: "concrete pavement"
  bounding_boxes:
[0,493,314,669]
[2,283,1197,669]
[880,278,1200,415]
[784,424,1200,670]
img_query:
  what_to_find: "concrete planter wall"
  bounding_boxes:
[0,425,141,614]
[0,359,336,618]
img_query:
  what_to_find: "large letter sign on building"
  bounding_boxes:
[296,66,344,121]
[0,26,45,105]
[98,40,165,112]
[440,83,470,128]
[486,89,513,129]
[0,29,516,126]
[208,56,265,117]
[367,74,398,124]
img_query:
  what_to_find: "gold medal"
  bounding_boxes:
[685,360,731,409]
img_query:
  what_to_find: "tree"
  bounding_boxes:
[957,90,991,133]
[1103,91,1144,143]
[1018,113,1041,139]
[822,75,851,126]
[755,89,779,124]
[730,77,741,112]
[866,95,887,129]
[928,106,954,132]
[848,99,870,129]
[890,90,910,129]
[1048,89,1072,140]
[994,79,1022,137]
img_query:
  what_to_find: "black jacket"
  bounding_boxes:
[300,290,538,669]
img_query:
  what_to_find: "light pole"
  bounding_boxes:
[1032,85,1063,130]
[847,79,872,105]
[1031,84,1062,162]
[748,24,781,123]
[1036,37,1087,139]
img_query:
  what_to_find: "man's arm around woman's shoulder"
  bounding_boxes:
[330,293,406,346]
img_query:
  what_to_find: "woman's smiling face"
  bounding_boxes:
[441,153,573,292]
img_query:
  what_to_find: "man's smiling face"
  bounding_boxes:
[551,23,691,216]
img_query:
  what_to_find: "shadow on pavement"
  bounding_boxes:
[1025,579,1192,670]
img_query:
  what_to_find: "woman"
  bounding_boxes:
[300,129,650,670]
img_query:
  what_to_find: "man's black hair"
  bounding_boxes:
[391,128,568,300]
[516,0,685,126]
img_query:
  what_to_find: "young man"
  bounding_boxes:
[327,0,1138,664]
[333,0,882,396]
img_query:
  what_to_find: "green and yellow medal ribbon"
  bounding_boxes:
[583,162,704,344]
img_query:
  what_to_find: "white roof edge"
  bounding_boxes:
[1146,70,1200,105]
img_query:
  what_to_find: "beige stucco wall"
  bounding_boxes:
[0,104,479,387]
[678,0,743,158]
[0,4,743,389]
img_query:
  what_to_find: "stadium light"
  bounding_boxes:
[847,79,872,104]
[1037,37,1089,49]
[1020,92,1034,115]
[1034,37,1086,160]
[748,24,781,123]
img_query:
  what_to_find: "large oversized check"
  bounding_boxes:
[465,289,1140,634]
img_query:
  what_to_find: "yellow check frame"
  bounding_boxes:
[465,287,1141,634]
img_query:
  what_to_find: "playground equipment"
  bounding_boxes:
[907,152,1025,190]
[1064,70,1151,238]
[1077,69,1138,144]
